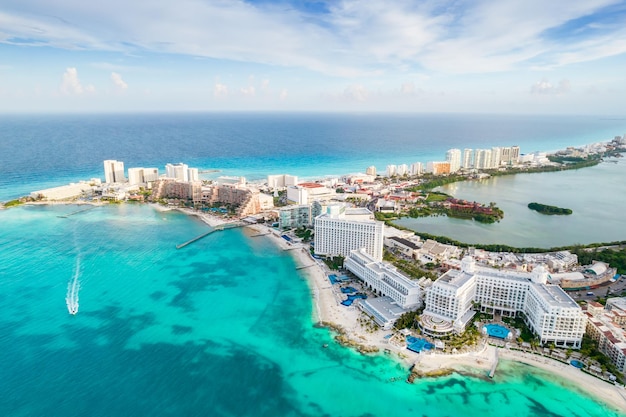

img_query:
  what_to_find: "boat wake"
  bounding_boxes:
[66,258,80,315]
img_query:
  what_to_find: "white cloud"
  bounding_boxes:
[261,79,270,91]
[530,78,571,95]
[60,67,94,95]
[343,84,368,102]
[240,86,256,96]
[110,72,128,90]
[214,83,228,98]
[279,89,288,100]
[2,0,624,78]
[401,81,416,95]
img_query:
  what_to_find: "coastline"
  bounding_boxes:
[241,221,626,413]
[64,202,623,414]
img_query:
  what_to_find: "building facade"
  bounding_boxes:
[422,258,586,347]
[279,204,312,229]
[314,206,384,261]
[104,160,125,183]
[446,149,462,173]
[345,248,421,309]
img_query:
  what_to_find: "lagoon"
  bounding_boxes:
[396,159,626,248]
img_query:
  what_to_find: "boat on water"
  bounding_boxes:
[66,280,79,315]
[66,259,80,315]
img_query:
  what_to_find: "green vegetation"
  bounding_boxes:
[293,226,313,242]
[374,211,399,221]
[393,307,424,330]
[383,250,438,280]
[528,202,572,215]
[502,314,535,342]
[445,323,481,350]
[580,336,624,382]
[323,256,345,270]
[3,199,23,207]
[424,192,450,202]
[572,245,626,274]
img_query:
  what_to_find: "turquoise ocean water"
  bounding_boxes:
[2,113,626,416]
[1,204,624,417]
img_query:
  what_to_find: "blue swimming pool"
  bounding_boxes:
[484,324,511,339]
[340,287,357,294]
[406,336,434,353]
[570,360,585,369]
[341,293,367,306]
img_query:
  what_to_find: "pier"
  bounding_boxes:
[489,348,499,378]
[176,222,247,249]
[296,264,315,270]
[250,232,270,237]
[58,206,97,218]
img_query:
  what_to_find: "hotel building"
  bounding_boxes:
[585,298,626,373]
[268,174,298,190]
[425,161,451,175]
[345,248,422,329]
[103,160,125,184]
[286,183,334,205]
[445,149,462,173]
[314,205,384,261]
[410,162,423,176]
[127,167,159,186]
[462,149,473,169]
[278,204,312,229]
[422,258,586,348]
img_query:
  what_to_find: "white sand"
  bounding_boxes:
[174,207,234,227]
[183,220,626,412]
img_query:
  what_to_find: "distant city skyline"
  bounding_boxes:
[2,0,626,114]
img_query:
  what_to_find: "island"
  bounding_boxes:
[528,202,573,215]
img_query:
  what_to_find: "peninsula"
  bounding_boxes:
[5,134,626,414]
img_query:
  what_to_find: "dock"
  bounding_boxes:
[58,206,97,218]
[176,222,247,249]
[296,264,315,270]
[176,229,216,249]
[489,349,499,378]
[250,232,270,237]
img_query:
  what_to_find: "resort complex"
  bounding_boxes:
[9,134,626,407]
[421,258,586,348]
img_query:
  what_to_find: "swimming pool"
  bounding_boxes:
[406,336,435,353]
[570,360,584,369]
[483,324,511,339]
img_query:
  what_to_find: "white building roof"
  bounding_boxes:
[531,283,578,309]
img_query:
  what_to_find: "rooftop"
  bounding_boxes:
[531,283,578,309]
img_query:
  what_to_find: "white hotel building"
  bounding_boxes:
[345,248,422,329]
[345,248,421,309]
[422,257,586,348]
[314,205,384,261]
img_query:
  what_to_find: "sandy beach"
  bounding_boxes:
[263,229,626,413]
[177,218,626,413]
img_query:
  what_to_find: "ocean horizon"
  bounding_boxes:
[2,113,626,416]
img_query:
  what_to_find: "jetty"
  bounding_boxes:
[58,206,97,218]
[176,222,247,249]
[489,348,499,378]
[296,264,315,270]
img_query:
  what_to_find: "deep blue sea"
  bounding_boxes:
[1,112,625,200]
[1,113,626,416]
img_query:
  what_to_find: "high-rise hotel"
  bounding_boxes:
[421,257,586,348]
[103,160,125,184]
[314,204,384,261]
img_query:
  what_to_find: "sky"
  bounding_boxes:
[1,0,626,114]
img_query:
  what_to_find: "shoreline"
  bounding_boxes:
[241,222,626,413]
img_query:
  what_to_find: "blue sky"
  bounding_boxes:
[1,0,626,113]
